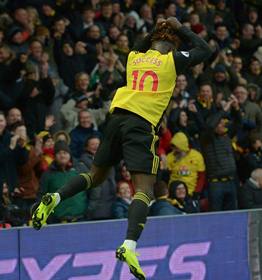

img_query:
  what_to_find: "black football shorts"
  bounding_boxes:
[93,108,159,174]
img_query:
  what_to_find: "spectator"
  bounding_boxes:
[168,105,202,147]
[246,134,262,175]
[234,85,262,134]
[38,140,88,223]
[167,132,206,196]
[40,2,57,28]
[169,180,200,213]
[201,96,241,211]
[54,40,87,89]
[77,134,116,220]
[150,181,182,216]
[60,92,110,133]
[114,34,129,66]
[164,2,177,19]
[70,110,101,159]
[171,74,191,107]
[78,133,101,170]
[215,0,237,34]
[10,122,42,220]
[210,63,239,99]
[70,6,95,40]
[239,23,262,63]
[53,130,71,145]
[37,131,54,174]
[118,163,135,196]
[0,111,28,206]
[7,25,29,54]
[213,23,231,50]
[138,4,154,33]
[232,56,247,86]
[96,1,113,35]
[6,107,23,129]
[112,181,132,219]
[239,169,262,209]
[247,83,261,104]
[195,83,217,119]
[18,61,55,138]
[0,45,27,109]
[108,25,121,46]
[244,58,262,89]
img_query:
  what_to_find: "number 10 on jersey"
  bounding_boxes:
[132,70,159,92]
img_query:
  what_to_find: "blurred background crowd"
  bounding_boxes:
[0,0,261,228]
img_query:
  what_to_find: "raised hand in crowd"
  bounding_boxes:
[188,100,198,113]
[222,94,239,112]
[9,134,20,150]
[45,115,55,130]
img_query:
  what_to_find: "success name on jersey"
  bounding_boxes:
[132,57,163,67]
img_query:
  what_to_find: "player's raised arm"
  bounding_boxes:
[167,17,213,72]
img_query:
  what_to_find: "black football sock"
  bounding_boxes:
[126,192,150,241]
[57,173,93,201]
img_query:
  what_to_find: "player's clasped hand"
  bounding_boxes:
[166,17,182,30]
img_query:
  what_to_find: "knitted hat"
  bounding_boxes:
[214,63,226,73]
[54,140,70,154]
[171,132,189,152]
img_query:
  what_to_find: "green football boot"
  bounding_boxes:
[116,244,146,280]
[32,193,57,230]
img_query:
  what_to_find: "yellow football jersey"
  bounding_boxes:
[110,49,177,127]
[167,149,206,195]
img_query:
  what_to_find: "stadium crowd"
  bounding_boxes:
[0,0,261,227]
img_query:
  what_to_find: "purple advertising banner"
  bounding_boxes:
[0,212,250,280]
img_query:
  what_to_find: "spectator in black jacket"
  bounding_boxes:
[53,40,86,89]
[18,62,55,138]
[0,45,27,109]
[0,112,28,206]
[246,134,262,175]
[201,95,241,211]
[239,168,262,209]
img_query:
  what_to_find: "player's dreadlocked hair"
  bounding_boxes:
[151,21,180,49]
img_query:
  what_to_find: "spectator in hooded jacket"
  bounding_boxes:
[169,180,200,213]
[239,168,262,209]
[167,132,206,196]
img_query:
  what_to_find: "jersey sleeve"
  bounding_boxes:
[173,26,213,74]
